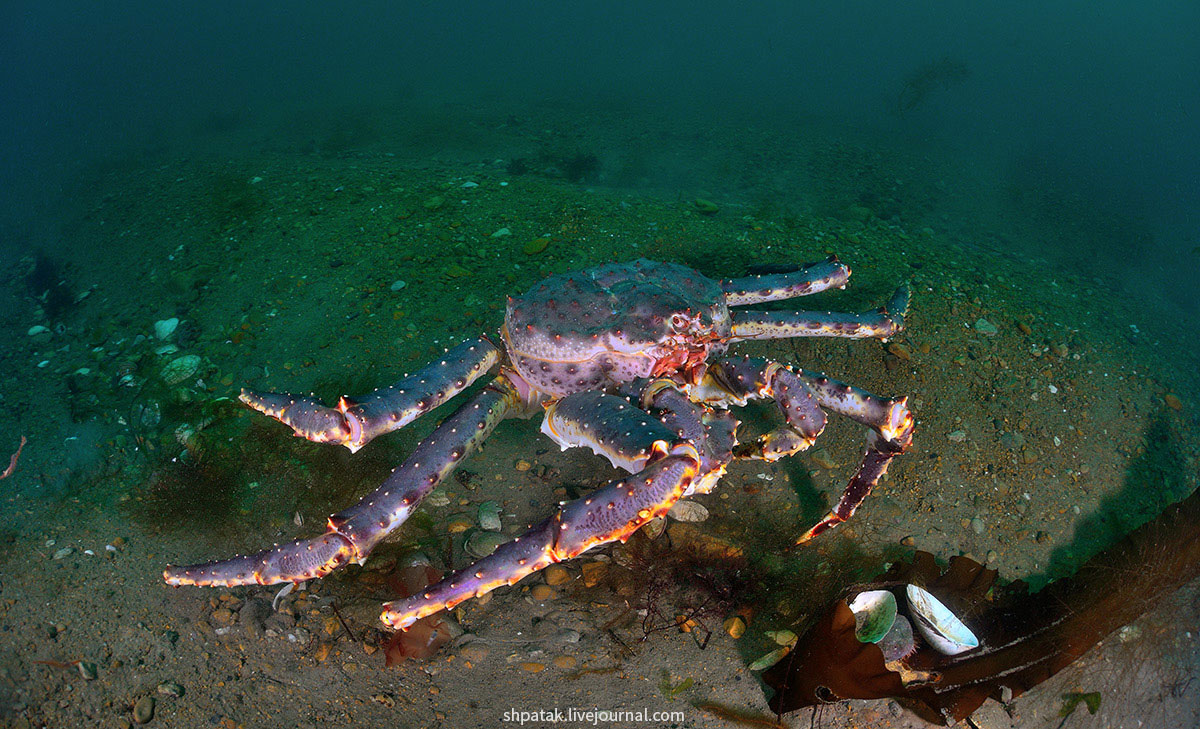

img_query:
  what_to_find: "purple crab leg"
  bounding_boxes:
[382,379,735,630]
[728,285,910,342]
[239,337,501,452]
[163,373,531,588]
[692,356,828,461]
[381,451,702,630]
[791,372,915,543]
[720,256,851,306]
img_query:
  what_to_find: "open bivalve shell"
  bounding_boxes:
[905,584,980,656]
[847,589,898,644]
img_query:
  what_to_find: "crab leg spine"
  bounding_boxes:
[164,374,525,588]
[721,256,851,306]
[240,337,501,452]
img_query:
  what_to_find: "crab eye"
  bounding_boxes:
[670,313,690,331]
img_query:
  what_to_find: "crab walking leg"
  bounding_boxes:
[240,337,501,452]
[163,375,527,588]
[720,256,851,306]
[728,285,910,342]
[790,372,915,544]
[691,356,827,460]
[381,450,701,630]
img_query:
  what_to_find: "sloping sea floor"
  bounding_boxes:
[1,107,1198,729]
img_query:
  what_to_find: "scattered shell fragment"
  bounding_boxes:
[906,584,979,656]
[847,589,898,644]
[465,530,508,559]
[78,661,98,680]
[667,499,709,522]
[160,354,201,385]
[477,501,502,531]
[748,647,789,671]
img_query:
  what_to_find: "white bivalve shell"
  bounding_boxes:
[905,584,980,656]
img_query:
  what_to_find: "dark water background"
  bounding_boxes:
[4,1,1198,311]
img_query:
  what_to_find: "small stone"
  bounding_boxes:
[514,459,532,472]
[445,517,474,534]
[552,655,577,669]
[77,661,98,680]
[693,198,719,215]
[530,584,555,601]
[947,429,967,443]
[1050,342,1069,358]
[1165,393,1183,411]
[211,608,236,626]
[724,616,746,639]
[457,642,489,663]
[156,681,185,698]
[1035,530,1050,543]
[520,661,546,673]
[810,448,836,469]
[53,547,74,560]
[490,227,512,238]
[970,517,985,535]
[1022,447,1038,464]
[389,280,407,292]
[581,561,608,588]
[1017,321,1032,335]
[27,325,53,345]
[899,535,916,547]
[543,565,571,586]
[886,342,911,361]
[522,237,550,255]
[985,550,999,565]
[132,696,155,724]
[423,195,445,211]
[974,318,999,336]
[917,341,931,354]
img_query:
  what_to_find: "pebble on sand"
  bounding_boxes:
[132,696,155,724]
[1164,393,1183,411]
[543,565,571,586]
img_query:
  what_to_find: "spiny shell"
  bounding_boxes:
[847,589,898,644]
[906,584,979,656]
[877,614,916,662]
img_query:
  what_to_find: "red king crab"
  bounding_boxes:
[165,258,914,630]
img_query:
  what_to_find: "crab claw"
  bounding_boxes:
[239,390,357,447]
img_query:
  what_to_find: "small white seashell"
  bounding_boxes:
[667,500,709,522]
[272,582,295,611]
[906,584,979,656]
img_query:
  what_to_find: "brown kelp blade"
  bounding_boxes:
[766,487,1200,724]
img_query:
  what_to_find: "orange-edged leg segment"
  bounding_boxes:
[240,337,500,452]
[381,451,700,630]
[165,374,527,589]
